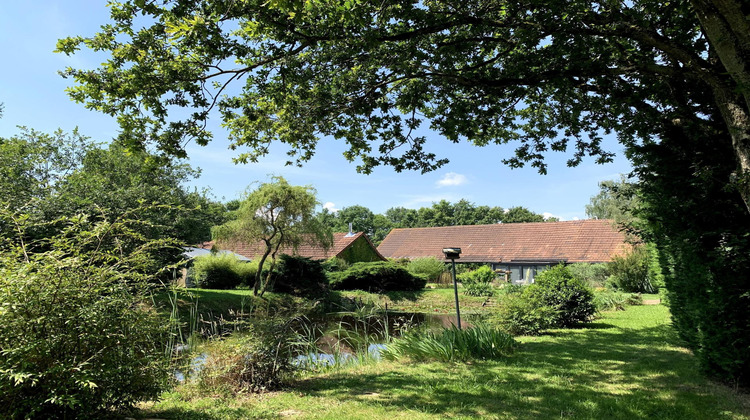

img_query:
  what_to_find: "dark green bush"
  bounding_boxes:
[0,215,170,418]
[191,253,254,289]
[328,261,427,292]
[271,254,328,297]
[529,264,596,327]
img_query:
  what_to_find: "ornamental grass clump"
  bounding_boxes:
[381,325,516,363]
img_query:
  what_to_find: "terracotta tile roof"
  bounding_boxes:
[377,219,631,263]
[199,232,386,261]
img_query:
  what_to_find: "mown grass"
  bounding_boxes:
[335,288,491,314]
[136,305,749,420]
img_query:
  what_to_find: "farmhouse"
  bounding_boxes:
[200,231,386,264]
[377,219,630,284]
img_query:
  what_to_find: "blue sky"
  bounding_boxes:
[0,2,632,220]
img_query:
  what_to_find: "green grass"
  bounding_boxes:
[336,288,491,314]
[136,305,749,419]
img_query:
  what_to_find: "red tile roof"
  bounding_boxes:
[199,232,386,261]
[377,219,631,263]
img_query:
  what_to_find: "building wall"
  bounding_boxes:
[338,236,385,263]
[492,263,552,285]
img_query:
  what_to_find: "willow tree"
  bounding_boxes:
[212,177,331,296]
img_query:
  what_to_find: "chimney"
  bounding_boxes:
[345,222,355,237]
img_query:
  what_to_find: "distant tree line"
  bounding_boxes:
[316,200,556,244]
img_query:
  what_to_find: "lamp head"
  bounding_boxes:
[442,247,462,259]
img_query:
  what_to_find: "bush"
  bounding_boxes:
[458,265,496,296]
[328,261,427,292]
[406,257,446,282]
[529,264,596,327]
[382,325,516,362]
[0,215,170,418]
[196,320,297,394]
[191,253,254,289]
[607,246,654,293]
[322,257,349,272]
[494,265,596,335]
[567,263,610,288]
[494,292,558,335]
[271,254,328,297]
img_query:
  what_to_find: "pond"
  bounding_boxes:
[174,310,486,381]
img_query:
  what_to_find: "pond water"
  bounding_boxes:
[174,311,486,381]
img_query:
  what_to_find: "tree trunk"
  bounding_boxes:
[691,0,750,212]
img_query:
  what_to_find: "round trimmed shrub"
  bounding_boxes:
[528,264,596,327]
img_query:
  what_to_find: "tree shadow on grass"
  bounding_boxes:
[296,317,747,419]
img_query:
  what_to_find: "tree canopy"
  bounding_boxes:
[212,176,332,296]
[57,0,750,209]
[318,199,553,244]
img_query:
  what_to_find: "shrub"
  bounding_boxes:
[607,246,654,293]
[191,253,254,289]
[529,264,596,327]
[196,320,297,394]
[0,215,170,418]
[328,261,427,292]
[271,254,328,297]
[406,257,446,282]
[458,265,496,296]
[382,325,516,362]
[494,292,558,335]
[322,256,349,272]
[567,262,610,288]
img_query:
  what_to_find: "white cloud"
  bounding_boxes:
[398,193,461,208]
[436,172,468,188]
[543,212,562,221]
[323,202,339,212]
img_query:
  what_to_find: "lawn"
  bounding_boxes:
[137,304,749,420]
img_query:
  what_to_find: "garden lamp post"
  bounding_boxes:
[442,247,462,329]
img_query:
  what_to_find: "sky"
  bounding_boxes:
[0,1,632,221]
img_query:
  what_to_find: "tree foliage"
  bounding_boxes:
[0,129,227,250]
[57,0,750,211]
[319,199,551,244]
[212,177,332,296]
[585,176,639,224]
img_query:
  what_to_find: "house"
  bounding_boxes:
[377,219,630,284]
[200,231,386,264]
